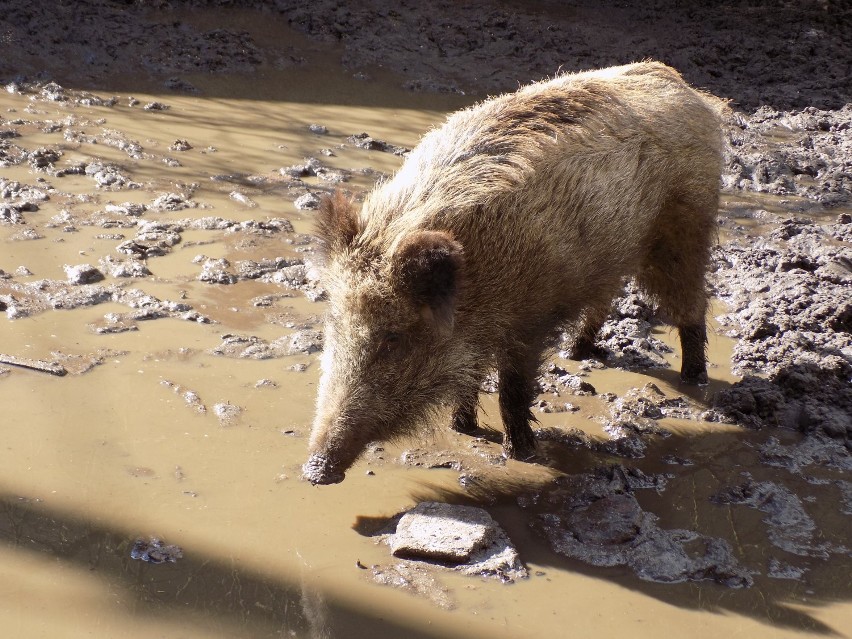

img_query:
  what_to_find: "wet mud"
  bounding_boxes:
[1,1,851,638]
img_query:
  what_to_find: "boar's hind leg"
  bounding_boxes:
[450,387,479,434]
[639,265,709,384]
[497,351,538,460]
[639,199,713,385]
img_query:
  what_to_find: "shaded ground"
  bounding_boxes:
[3,1,851,111]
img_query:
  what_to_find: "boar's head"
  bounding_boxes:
[303,193,469,485]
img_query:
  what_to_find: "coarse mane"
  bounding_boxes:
[358,72,630,241]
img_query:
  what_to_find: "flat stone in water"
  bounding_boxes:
[390,501,496,563]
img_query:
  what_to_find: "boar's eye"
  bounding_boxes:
[377,331,404,357]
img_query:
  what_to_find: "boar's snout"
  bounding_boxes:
[302,453,346,485]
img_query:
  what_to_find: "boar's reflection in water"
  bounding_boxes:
[302,61,725,485]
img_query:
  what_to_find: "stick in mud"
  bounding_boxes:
[0,353,68,376]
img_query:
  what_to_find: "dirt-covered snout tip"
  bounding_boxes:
[302,453,346,485]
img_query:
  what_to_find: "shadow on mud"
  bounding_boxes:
[358,364,852,636]
[402,439,849,634]
[0,495,465,639]
[2,1,850,112]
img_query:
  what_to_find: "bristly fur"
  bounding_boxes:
[315,191,360,258]
[304,61,725,484]
[394,230,465,329]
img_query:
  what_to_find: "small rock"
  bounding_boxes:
[294,192,322,210]
[99,255,151,278]
[91,319,138,334]
[104,202,146,217]
[198,257,237,284]
[229,191,257,207]
[169,139,192,152]
[130,538,183,564]
[387,502,527,581]
[281,157,322,178]
[347,132,409,155]
[288,329,323,354]
[152,192,193,211]
[210,334,286,360]
[161,380,207,413]
[64,264,105,284]
[213,402,242,426]
[28,147,62,170]
[0,204,25,224]
[390,502,495,563]
[9,228,43,241]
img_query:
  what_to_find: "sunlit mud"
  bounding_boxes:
[0,5,850,639]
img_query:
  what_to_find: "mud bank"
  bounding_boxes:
[709,213,851,440]
[5,0,850,112]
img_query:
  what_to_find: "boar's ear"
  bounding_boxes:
[394,230,464,332]
[315,191,360,256]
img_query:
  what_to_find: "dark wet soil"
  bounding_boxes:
[3,1,851,109]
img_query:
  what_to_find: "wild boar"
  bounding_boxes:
[302,61,725,485]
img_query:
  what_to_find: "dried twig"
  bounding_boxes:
[0,353,67,376]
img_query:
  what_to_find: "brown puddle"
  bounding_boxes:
[1,11,850,639]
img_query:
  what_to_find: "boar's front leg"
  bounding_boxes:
[450,386,479,434]
[497,349,538,460]
[679,323,708,384]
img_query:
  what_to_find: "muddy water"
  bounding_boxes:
[1,21,850,639]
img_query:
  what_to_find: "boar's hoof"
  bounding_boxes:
[302,454,346,485]
[501,437,537,463]
[679,368,709,386]
[506,448,539,463]
[568,337,608,361]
